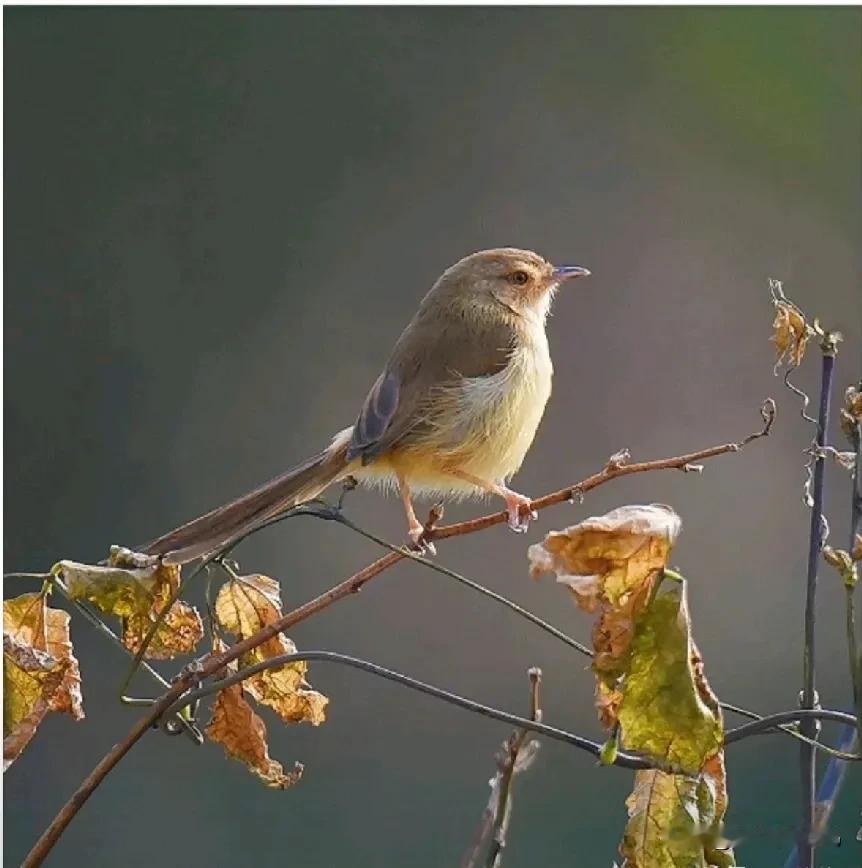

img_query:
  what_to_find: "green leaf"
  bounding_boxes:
[618,584,722,775]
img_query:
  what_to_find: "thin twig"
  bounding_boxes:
[462,670,542,868]
[485,668,543,868]
[54,577,202,742]
[163,649,859,755]
[20,414,775,866]
[798,395,862,855]
[166,650,665,769]
[329,509,592,657]
[797,339,837,868]
[723,708,858,743]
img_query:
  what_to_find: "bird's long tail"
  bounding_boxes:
[142,441,350,564]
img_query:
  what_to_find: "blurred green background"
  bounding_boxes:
[5,6,861,866]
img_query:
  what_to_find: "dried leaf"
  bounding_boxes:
[529,504,681,725]
[621,771,704,867]
[61,553,203,659]
[214,575,328,726]
[617,585,723,774]
[845,384,862,424]
[621,769,734,868]
[822,546,858,589]
[3,592,84,769]
[771,300,809,368]
[206,680,304,789]
[529,504,681,608]
[4,592,84,721]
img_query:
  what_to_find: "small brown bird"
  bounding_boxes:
[144,248,589,563]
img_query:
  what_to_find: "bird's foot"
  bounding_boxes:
[504,491,537,533]
[407,522,437,556]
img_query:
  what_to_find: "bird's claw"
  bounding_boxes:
[505,496,537,534]
[408,524,437,556]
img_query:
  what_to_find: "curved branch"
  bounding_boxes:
[21,411,775,866]
[164,650,666,770]
[725,708,858,744]
[166,651,861,759]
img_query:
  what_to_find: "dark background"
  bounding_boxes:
[5,7,861,866]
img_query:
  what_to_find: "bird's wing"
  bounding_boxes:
[346,313,517,464]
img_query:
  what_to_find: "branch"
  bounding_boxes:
[724,708,859,743]
[796,339,837,868]
[164,651,667,770]
[485,667,543,868]
[462,668,542,868]
[431,399,775,544]
[20,410,775,866]
[792,383,862,860]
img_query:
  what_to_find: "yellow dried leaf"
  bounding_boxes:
[771,301,809,368]
[846,384,862,423]
[61,553,202,659]
[529,505,681,725]
[214,575,328,726]
[3,591,84,770]
[214,573,282,636]
[206,680,304,789]
[3,593,84,722]
[529,504,681,607]
[4,636,65,770]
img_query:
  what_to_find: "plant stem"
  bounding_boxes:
[797,344,836,867]
[485,668,542,868]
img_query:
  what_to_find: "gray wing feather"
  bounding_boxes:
[346,310,517,465]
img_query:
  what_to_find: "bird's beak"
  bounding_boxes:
[552,264,591,281]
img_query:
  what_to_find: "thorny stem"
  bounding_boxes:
[796,340,836,868]
[20,413,778,866]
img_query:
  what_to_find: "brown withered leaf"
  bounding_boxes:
[4,636,65,770]
[529,504,681,726]
[207,679,304,789]
[529,504,681,608]
[771,300,809,369]
[4,591,84,769]
[61,552,203,659]
[4,592,84,722]
[214,575,328,726]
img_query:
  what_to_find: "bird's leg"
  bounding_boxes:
[397,473,436,554]
[449,470,537,533]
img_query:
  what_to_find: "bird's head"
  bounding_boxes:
[436,247,589,322]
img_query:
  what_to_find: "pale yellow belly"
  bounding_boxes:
[350,342,553,498]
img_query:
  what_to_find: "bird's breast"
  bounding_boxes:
[427,329,553,482]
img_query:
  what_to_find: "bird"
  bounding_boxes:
[143,248,589,564]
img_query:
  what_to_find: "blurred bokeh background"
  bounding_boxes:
[5,6,861,866]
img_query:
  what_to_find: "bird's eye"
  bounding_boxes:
[510,270,530,286]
